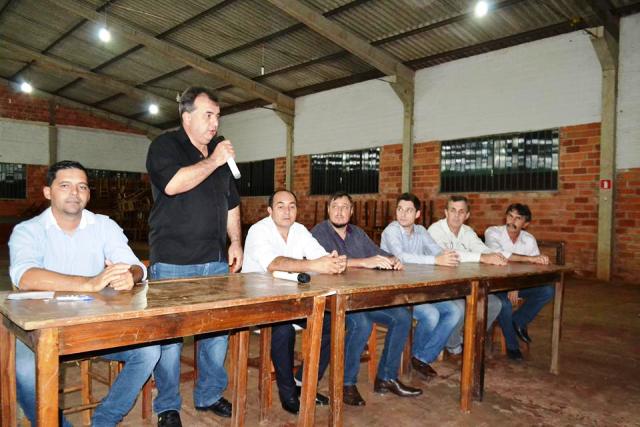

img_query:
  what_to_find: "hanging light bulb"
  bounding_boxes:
[20,81,33,93]
[260,45,266,76]
[474,1,489,17]
[98,27,111,42]
[148,104,159,115]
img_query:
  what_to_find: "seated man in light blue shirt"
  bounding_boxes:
[381,193,462,379]
[8,160,160,427]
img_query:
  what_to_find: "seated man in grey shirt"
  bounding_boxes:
[381,192,462,378]
[312,192,422,406]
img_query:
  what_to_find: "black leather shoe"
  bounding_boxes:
[296,386,329,405]
[280,396,300,414]
[373,378,422,397]
[411,357,438,379]
[513,321,532,343]
[506,349,524,361]
[195,397,232,418]
[158,410,182,427]
[343,385,366,406]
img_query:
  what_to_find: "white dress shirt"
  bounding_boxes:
[242,216,328,273]
[427,218,497,263]
[484,225,540,258]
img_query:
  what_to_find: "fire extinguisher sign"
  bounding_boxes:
[600,179,612,190]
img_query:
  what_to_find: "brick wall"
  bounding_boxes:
[240,123,608,278]
[0,85,144,134]
[614,168,640,282]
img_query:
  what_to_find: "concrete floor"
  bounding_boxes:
[2,246,639,426]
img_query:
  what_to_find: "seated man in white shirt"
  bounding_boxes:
[381,192,462,379]
[242,190,346,415]
[485,203,554,361]
[427,195,505,356]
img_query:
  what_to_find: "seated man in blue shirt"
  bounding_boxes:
[381,192,462,379]
[8,160,160,427]
[311,192,422,406]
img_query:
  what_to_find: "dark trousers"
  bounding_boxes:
[271,314,332,401]
[497,285,555,350]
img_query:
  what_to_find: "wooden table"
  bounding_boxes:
[305,263,570,427]
[468,263,571,400]
[0,274,331,427]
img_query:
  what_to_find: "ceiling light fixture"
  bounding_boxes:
[148,104,159,115]
[98,27,111,42]
[260,45,265,76]
[20,82,33,93]
[474,1,489,17]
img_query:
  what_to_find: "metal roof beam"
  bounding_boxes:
[266,0,413,81]
[2,38,176,110]
[51,0,295,114]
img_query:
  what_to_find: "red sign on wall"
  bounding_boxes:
[600,179,612,190]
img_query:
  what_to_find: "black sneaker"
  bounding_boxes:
[158,410,182,427]
[196,397,232,418]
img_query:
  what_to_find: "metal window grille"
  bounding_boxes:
[86,169,142,182]
[237,159,275,197]
[440,129,559,193]
[0,163,27,199]
[311,148,380,195]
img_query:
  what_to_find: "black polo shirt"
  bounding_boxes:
[146,127,240,265]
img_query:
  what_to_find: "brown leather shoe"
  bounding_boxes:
[343,385,366,406]
[373,378,422,397]
[411,357,438,378]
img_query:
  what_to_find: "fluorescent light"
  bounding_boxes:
[148,104,159,115]
[20,82,33,93]
[475,1,489,17]
[98,27,111,42]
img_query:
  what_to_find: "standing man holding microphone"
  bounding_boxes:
[146,87,243,427]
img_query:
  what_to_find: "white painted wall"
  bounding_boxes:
[293,79,404,155]
[219,107,286,162]
[617,13,640,170]
[414,31,602,142]
[0,118,50,165]
[57,126,150,173]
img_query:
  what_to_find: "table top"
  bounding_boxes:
[306,263,571,295]
[1,263,570,331]
[0,273,332,330]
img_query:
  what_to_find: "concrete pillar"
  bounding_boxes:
[391,76,415,193]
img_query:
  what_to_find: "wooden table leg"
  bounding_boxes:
[550,273,564,375]
[298,295,326,427]
[328,295,346,427]
[230,329,249,427]
[460,280,478,413]
[258,327,272,422]
[0,317,17,427]
[36,328,59,427]
[472,281,488,401]
[228,332,238,395]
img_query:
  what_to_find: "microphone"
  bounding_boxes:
[273,271,311,284]
[212,135,241,179]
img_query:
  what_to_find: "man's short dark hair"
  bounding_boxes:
[506,203,532,222]
[46,160,88,186]
[446,195,470,212]
[328,191,353,205]
[397,192,421,211]
[268,189,297,208]
[178,87,219,120]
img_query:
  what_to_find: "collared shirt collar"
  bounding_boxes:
[43,207,94,231]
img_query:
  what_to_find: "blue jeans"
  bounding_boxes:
[150,261,230,413]
[412,301,463,363]
[16,339,160,427]
[344,307,411,385]
[497,285,554,350]
[446,295,502,353]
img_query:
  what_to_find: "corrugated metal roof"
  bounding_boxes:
[0,0,637,130]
